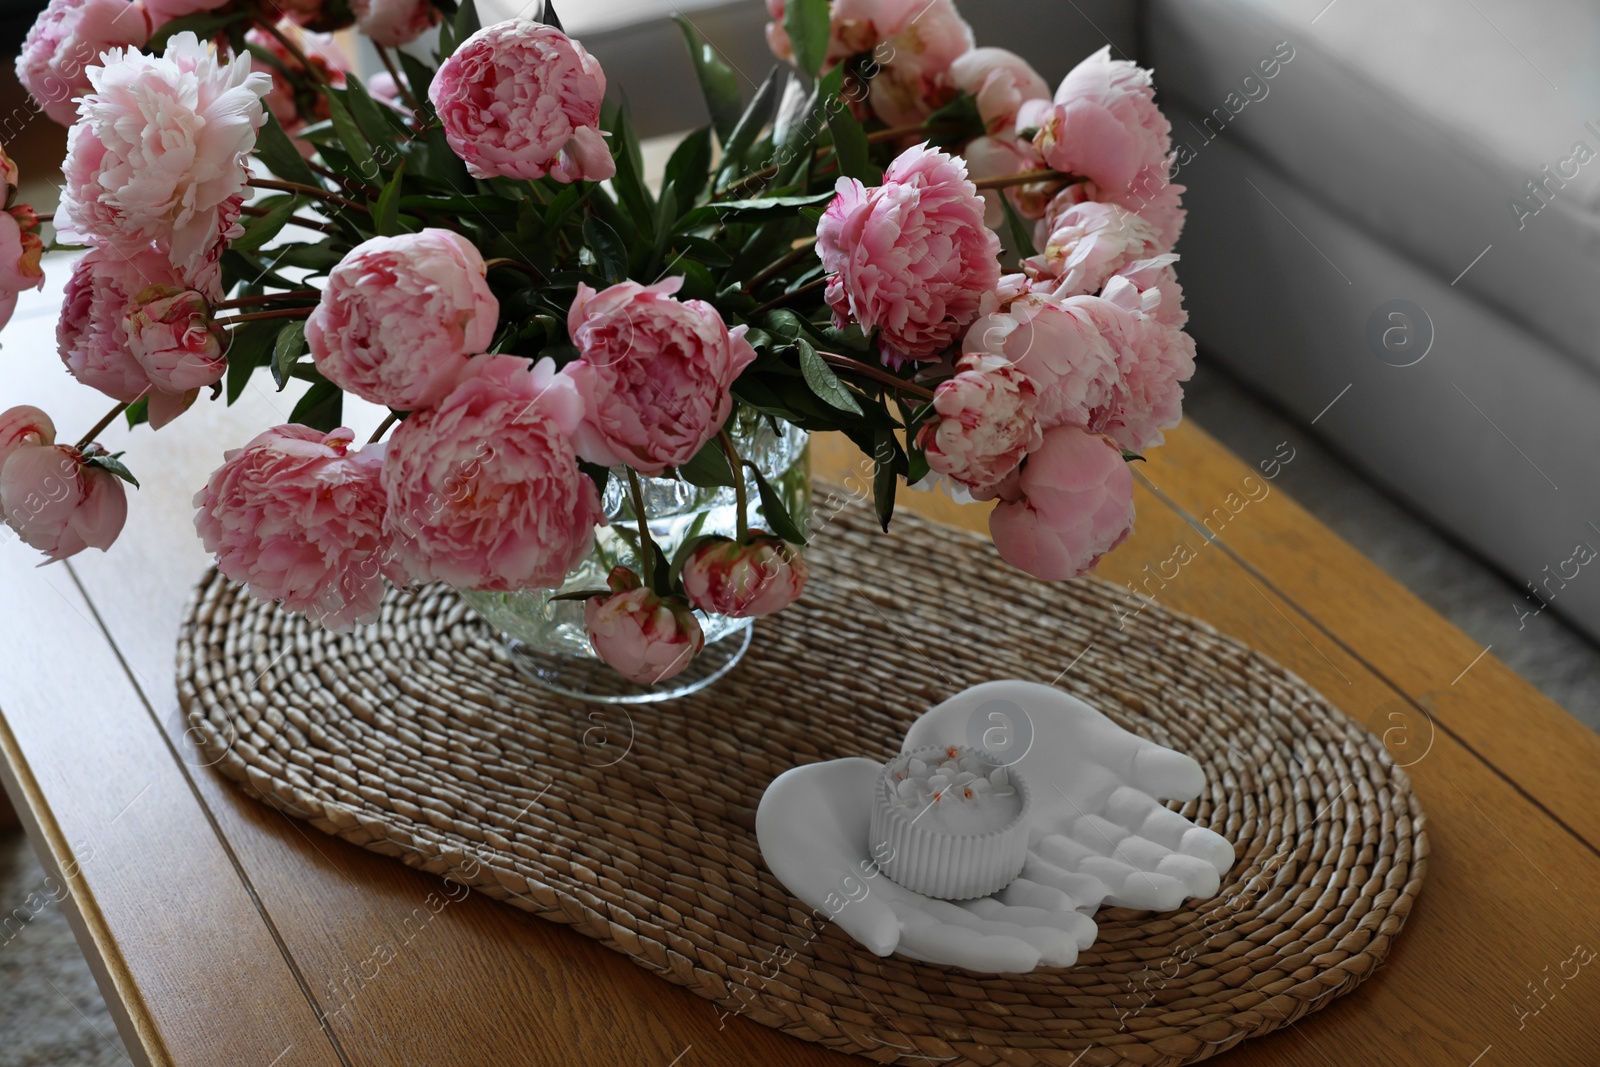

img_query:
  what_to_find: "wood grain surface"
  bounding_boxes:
[2,277,1598,1064]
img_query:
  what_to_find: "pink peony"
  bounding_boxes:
[0,406,56,470]
[1065,292,1194,453]
[1022,47,1172,195]
[270,0,353,32]
[962,134,1054,234]
[0,210,45,326]
[307,229,498,411]
[818,144,1000,365]
[918,353,1042,498]
[353,0,437,47]
[949,47,1050,134]
[382,355,603,592]
[56,33,269,279]
[1024,199,1164,298]
[680,533,808,618]
[839,0,973,127]
[16,0,150,126]
[0,443,128,561]
[988,424,1133,581]
[429,21,615,184]
[1108,255,1187,328]
[247,21,348,138]
[564,277,757,475]
[125,287,226,393]
[965,288,1121,434]
[763,0,791,60]
[766,0,974,127]
[142,0,224,28]
[58,245,220,429]
[193,425,403,630]
[585,567,704,684]
[1037,174,1187,256]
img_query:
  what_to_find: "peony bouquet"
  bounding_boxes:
[0,0,1193,685]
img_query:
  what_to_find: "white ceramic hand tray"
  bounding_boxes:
[755,680,1235,973]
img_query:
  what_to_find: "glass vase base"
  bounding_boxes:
[503,622,755,705]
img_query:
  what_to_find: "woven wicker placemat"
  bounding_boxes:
[177,497,1427,1066]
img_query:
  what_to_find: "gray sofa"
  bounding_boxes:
[575,0,1600,641]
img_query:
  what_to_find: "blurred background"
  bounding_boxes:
[3,0,1599,1061]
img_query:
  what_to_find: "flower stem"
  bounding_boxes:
[74,401,131,450]
[971,168,1066,191]
[214,307,315,327]
[483,257,547,282]
[367,410,401,444]
[719,430,748,540]
[750,275,829,317]
[863,121,960,145]
[254,17,332,91]
[240,204,338,236]
[746,237,819,292]
[247,177,370,215]
[624,468,656,589]
[308,161,383,200]
[375,45,420,112]
[214,289,321,310]
[816,350,937,400]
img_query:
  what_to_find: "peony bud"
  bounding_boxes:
[585,567,705,684]
[681,533,807,618]
[0,405,56,470]
[0,443,128,560]
[125,287,227,393]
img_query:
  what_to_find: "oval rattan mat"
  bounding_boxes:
[177,496,1427,1066]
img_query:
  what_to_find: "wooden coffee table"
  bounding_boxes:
[2,272,1598,1066]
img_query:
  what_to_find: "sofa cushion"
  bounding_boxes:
[1146,0,1600,378]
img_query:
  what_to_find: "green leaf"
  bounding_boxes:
[81,452,139,489]
[677,437,737,488]
[674,17,743,143]
[149,8,245,51]
[663,127,714,214]
[254,112,319,187]
[872,428,899,532]
[224,319,282,403]
[344,75,399,153]
[269,244,345,273]
[324,92,377,176]
[719,65,784,176]
[797,339,863,415]
[1122,450,1146,463]
[680,190,835,230]
[289,379,343,432]
[583,215,628,284]
[999,192,1038,262]
[399,50,437,107]
[230,195,299,253]
[923,90,988,148]
[601,96,655,236]
[271,321,308,390]
[821,322,870,352]
[538,0,563,29]
[765,309,805,342]
[823,79,874,182]
[744,463,808,545]
[453,0,481,47]
[373,161,408,236]
[123,397,149,428]
[651,178,678,271]
[783,0,831,79]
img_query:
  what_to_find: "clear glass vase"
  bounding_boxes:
[458,409,810,703]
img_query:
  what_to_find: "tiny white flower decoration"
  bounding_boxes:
[756,680,1235,973]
